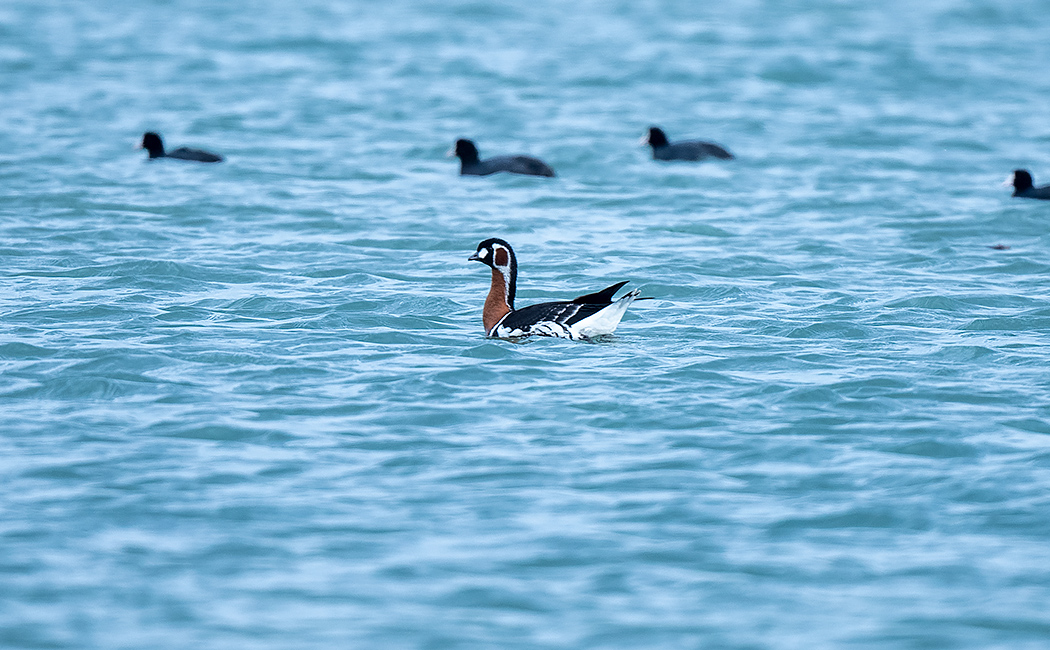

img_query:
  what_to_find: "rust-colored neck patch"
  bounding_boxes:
[483,267,512,333]
[494,247,509,267]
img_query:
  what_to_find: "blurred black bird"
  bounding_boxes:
[642,126,733,161]
[140,132,223,163]
[449,139,554,177]
[1004,169,1050,200]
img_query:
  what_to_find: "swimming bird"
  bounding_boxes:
[642,126,733,161]
[139,132,223,163]
[468,238,642,340]
[449,139,555,177]
[1004,169,1050,200]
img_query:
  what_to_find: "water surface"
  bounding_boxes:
[3,1,1050,648]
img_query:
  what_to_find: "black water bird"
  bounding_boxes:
[1004,169,1050,200]
[642,126,733,161]
[139,132,223,163]
[449,139,555,177]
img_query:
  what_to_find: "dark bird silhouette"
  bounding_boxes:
[1004,169,1050,200]
[139,132,223,163]
[449,139,554,177]
[642,126,733,161]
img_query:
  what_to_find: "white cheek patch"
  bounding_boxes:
[478,248,490,259]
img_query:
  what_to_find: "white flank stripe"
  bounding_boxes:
[569,289,641,339]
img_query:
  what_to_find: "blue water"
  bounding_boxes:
[3,1,1050,648]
